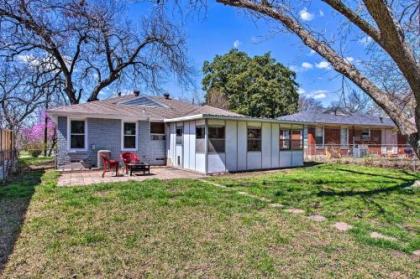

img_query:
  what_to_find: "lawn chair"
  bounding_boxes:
[120,152,141,174]
[101,154,119,177]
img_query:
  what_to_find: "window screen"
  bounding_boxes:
[247,128,261,152]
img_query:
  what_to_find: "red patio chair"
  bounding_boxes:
[120,152,141,174]
[101,154,119,177]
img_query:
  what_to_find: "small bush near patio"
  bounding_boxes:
[1,164,419,278]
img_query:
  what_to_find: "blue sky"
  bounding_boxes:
[126,1,368,106]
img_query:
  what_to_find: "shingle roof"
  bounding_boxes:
[48,94,242,121]
[277,111,396,128]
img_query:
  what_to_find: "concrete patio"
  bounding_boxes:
[58,166,205,186]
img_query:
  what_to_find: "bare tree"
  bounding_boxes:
[0,63,46,131]
[298,95,324,112]
[214,0,420,157]
[0,0,191,104]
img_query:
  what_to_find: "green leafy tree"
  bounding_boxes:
[202,49,298,118]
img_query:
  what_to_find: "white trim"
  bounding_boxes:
[67,117,88,152]
[121,120,138,151]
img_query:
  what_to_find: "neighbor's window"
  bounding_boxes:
[196,126,205,153]
[70,120,86,149]
[361,129,370,140]
[279,129,290,150]
[340,127,348,146]
[291,130,303,150]
[123,122,137,150]
[176,127,183,144]
[150,122,166,140]
[247,127,261,152]
[315,127,323,145]
[208,126,225,153]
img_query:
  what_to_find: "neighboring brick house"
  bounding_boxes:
[278,109,410,157]
[48,92,306,174]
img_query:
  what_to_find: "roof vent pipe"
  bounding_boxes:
[163,93,170,99]
[133,90,140,97]
[117,92,121,96]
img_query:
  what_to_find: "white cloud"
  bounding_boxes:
[319,10,324,16]
[344,56,354,63]
[233,40,241,49]
[359,36,372,46]
[315,61,331,69]
[299,8,314,21]
[301,62,313,69]
[312,90,328,99]
[309,49,316,55]
[297,88,306,95]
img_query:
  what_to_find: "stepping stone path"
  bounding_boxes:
[370,232,397,241]
[199,179,227,189]
[269,203,284,208]
[308,215,327,222]
[333,222,353,232]
[285,208,305,214]
[404,180,420,190]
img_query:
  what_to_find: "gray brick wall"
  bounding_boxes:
[137,121,166,165]
[87,118,122,166]
[57,116,70,165]
[56,117,167,167]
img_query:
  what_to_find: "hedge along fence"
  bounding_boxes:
[0,129,17,182]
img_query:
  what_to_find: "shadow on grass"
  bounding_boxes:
[334,167,418,181]
[317,181,414,197]
[0,170,44,274]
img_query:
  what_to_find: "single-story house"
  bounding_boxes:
[278,109,410,157]
[48,92,304,174]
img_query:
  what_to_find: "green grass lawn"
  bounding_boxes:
[211,164,420,254]
[18,151,54,169]
[0,164,419,278]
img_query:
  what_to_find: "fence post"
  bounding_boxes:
[1,130,4,184]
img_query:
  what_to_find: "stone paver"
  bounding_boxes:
[370,232,397,241]
[333,222,353,232]
[285,208,305,214]
[58,167,205,186]
[413,250,420,256]
[199,179,227,188]
[308,215,327,222]
[269,203,284,208]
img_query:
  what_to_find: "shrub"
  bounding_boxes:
[29,149,42,158]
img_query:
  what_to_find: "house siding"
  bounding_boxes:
[56,118,166,166]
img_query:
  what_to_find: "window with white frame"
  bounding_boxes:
[150,122,165,140]
[340,127,349,146]
[122,122,137,150]
[315,127,323,145]
[69,120,86,150]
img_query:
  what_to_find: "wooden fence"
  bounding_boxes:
[0,129,16,182]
